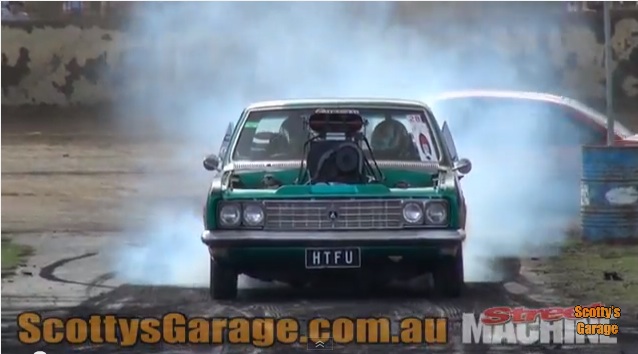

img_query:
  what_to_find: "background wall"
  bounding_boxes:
[2,3,637,116]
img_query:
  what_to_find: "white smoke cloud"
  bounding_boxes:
[112,2,577,285]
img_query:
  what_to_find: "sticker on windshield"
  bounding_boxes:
[408,120,435,162]
[244,121,259,128]
[419,133,432,156]
[315,109,360,114]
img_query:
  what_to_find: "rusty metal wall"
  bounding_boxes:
[1,2,637,118]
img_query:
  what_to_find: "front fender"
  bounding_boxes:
[204,175,224,230]
[438,170,466,230]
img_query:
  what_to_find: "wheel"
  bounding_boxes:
[209,258,238,300]
[432,246,465,297]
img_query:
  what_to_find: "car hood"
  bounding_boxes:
[230,168,439,190]
[223,160,444,189]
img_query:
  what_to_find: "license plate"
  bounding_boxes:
[305,248,361,269]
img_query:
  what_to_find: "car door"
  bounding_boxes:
[441,121,467,229]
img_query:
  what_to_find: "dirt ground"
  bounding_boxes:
[2,108,638,354]
[526,238,638,317]
[2,111,209,233]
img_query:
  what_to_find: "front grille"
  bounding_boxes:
[263,199,404,231]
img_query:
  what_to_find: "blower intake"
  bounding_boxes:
[304,110,368,184]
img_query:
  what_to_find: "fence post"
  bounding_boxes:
[603,1,615,145]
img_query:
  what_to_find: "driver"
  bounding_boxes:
[267,115,307,158]
[370,118,419,160]
[280,115,307,147]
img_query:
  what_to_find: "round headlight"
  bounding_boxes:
[219,204,241,227]
[425,202,448,225]
[243,204,265,226]
[402,202,424,224]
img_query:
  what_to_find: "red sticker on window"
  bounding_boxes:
[419,133,431,154]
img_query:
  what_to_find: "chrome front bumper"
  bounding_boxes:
[201,229,466,247]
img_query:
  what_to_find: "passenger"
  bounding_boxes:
[370,118,419,160]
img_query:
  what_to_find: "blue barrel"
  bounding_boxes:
[581,145,638,242]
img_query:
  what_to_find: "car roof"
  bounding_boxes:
[245,98,431,110]
[429,90,634,138]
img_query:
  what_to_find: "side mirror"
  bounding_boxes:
[453,158,472,175]
[203,154,220,171]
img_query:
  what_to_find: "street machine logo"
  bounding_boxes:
[462,304,621,345]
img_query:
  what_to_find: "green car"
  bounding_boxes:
[201,99,472,300]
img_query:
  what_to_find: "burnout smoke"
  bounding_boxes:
[112,2,577,285]
[438,100,580,281]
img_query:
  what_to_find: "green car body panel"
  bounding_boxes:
[201,98,470,299]
[204,168,463,264]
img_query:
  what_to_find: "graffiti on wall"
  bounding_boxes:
[1,25,130,105]
[556,15,638,99]
[1,13,637,106]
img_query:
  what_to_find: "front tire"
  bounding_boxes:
[209,259,238,300]
[432,247,465,297]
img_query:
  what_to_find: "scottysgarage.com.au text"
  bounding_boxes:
[17,312,449,347]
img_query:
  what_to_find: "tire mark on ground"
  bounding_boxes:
[39,252,116,290]
[85,272,117,298]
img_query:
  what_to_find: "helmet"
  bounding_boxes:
[370,119,411,152]
[279,115,306,145]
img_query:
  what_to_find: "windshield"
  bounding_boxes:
[231,108,440,162]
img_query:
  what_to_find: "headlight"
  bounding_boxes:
[402,202,424,224]
[219,204,241,227]
[424,201,448,225]
[243,204,265,226]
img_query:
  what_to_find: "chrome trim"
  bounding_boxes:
[224,160,443,173]
[262,198,406,231]
[202,229,466,243]
[245,98,432,111]
[210,174,224,194]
